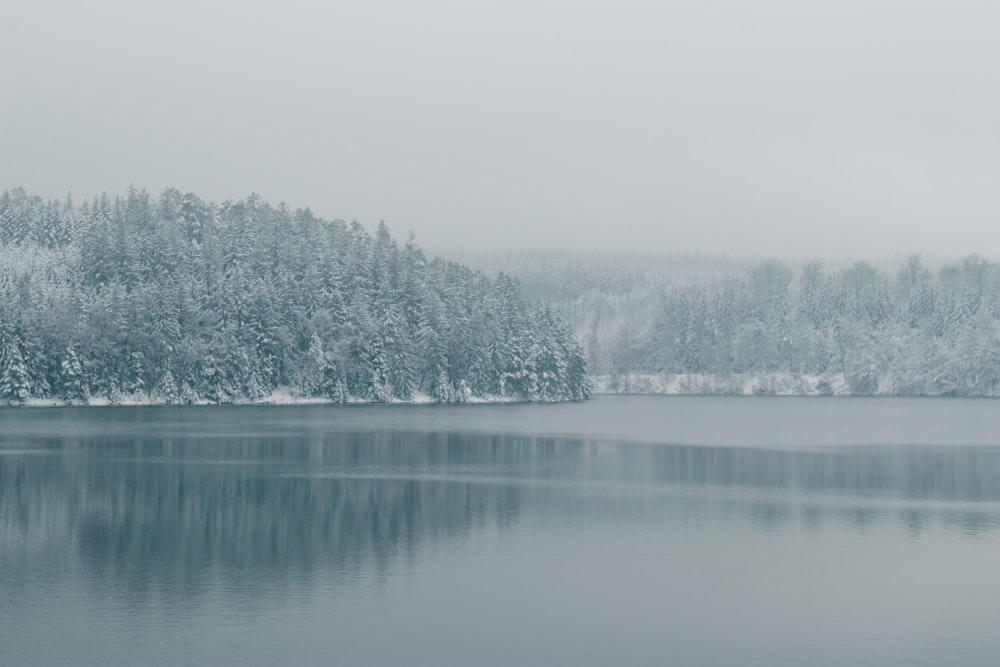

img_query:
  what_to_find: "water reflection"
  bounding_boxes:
[4,432,1000,596]
[4,413,1000,667]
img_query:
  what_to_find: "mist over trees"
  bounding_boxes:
[467,252,1000,396]
[0,187,589,404]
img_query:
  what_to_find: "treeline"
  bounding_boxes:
[633,257,1000,394]
[0,187,589,404]
[467,251,1000,396]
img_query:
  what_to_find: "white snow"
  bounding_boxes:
[252,390,333,405]
[12,387,535,408]
[22,398,67,407]
[592,372,855,396]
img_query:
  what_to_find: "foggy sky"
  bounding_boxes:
[2,0,998,257]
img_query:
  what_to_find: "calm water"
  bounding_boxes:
[2,396,999,666]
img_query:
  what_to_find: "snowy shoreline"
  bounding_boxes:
[592,373,1000,397]
[16,389,558,408]
[18,373,1000,405]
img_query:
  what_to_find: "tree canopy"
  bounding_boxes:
[0,187,589,404]
[471,251,1000,396]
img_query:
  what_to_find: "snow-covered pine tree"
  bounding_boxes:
[300,332,328,396]
[431,366,455,403]
[0,190,14,244]
[0,333,33,403]
[156,369,180,404]
[61,347,90,403]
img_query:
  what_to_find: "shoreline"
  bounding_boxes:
[592,373,1000,398]
[11,389,572,408]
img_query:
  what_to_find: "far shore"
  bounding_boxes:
[593,372,1000,398]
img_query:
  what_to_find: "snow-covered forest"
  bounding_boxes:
[464,252,1000,396]
[0,187,589,405]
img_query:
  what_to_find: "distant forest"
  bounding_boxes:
[0,187,588,404]
[464,251,1000,396]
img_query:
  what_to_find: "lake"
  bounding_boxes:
[2,396,999,666]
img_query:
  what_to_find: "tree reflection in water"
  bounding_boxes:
[4,431,1000,604]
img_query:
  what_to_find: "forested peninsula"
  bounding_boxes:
[0,187,589,405]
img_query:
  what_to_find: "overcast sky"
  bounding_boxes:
[2,0,998,257]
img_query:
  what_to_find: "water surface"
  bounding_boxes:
[2,397,999,666]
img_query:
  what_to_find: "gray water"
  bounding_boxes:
[2,396,999,666]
